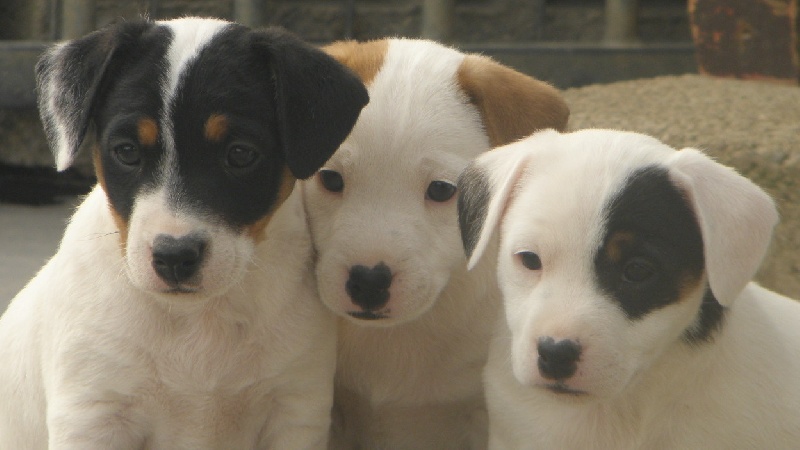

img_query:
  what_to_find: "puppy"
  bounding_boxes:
[0,17,367,449]
[458,129,800,449]
[300,38,569,449]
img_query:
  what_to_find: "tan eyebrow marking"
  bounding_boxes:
[137,117,159,147]
[204,114,229,143]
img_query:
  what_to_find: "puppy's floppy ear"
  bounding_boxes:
[666,148,778,305]
[36,20,154,171]
[253,29,369,179]
[457,55,569,147]
[458,139,533,270]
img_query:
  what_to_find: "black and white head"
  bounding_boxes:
[458,128,778,398]
[37,17,368,299]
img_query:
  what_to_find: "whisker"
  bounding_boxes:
[79,231,121,241]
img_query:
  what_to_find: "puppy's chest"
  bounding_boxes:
[133,322,282,439]
[144,317,283,390]
[338,327,486,404]
[529,399,682,450]
[144,377,277,447]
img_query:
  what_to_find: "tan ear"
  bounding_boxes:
[322,39,388,85]
[457,55,570,147]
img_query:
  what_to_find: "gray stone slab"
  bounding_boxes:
[0,197,78,312]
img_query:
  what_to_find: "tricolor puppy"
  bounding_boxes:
[301,39,569,449]
[0,17,367,449]
[458,129,800,449]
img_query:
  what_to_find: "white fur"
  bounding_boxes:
[464,129,800,449]
[0,187,335,449]
[303,39,500,449]
[38,41,76,171]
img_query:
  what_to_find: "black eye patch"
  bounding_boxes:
[96,114,164,220]
[594,166,706,320]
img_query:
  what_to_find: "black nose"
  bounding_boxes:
[346,263,392,311]
[152,234,207,284]
[537,337,582,380]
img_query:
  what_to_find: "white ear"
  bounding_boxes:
[667,148,778,305]
[457,138,534,270]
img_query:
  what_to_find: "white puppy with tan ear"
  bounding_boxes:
[458,129,800,449]
[301,39,569,449]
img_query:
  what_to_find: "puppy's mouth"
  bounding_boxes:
[347,310,390,320]
[162,285,200,295]
[540,382,588,396]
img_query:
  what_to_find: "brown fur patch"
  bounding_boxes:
[677,269,705,300]
[137,117,159,147]
[457,55,570,147]
[92,144,129,254]
[605,230,636,263]
[246,166,297,242]
[204,114,229,143]
[322,39,388,86]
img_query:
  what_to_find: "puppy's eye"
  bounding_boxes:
[622,258,655,283]
[113,143,141,166]
[517,251,542,271]
[319,170,344,193]
[226,144,260,169]
[426,181,456,202]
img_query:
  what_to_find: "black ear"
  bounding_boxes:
[456,142,533,270]
[252,29,369,179]
[457,164,492,261]
[36,20,155,171]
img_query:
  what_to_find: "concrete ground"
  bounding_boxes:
[0,196,78,312]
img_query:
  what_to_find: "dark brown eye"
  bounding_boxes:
[518,252,542,270]
[319,170,344,193]
[426,181,456,202]
[622,258,655,283]
[113,142,141,166]
[225,145,260,169]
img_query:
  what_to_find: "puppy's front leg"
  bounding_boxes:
[259,400,331,450]
[46,393,146,449]
[257,340,336,450]
[257,378,334,450]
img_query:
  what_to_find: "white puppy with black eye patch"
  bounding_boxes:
[0,17,368,449]
[301,39,569,449]
[458,129,800,449]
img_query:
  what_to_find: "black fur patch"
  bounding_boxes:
[682,288,725,344]
[92,22,172,221]
[165,24,285,227]
[457,164,491,259]
[594,166,706,320]
[38,19,368,229]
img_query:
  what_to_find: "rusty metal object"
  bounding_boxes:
[688,0,799,84]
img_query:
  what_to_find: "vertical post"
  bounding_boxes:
[61,0,95,39]
[234,0,264,28]
[148,0,160,19]
[421,0,454,43]
[604,0,639,43]
[342,0,356,40]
